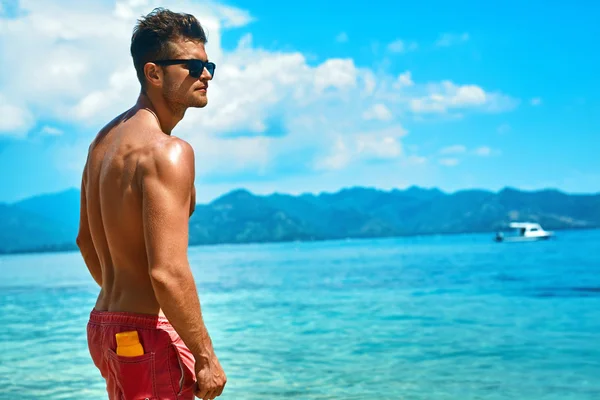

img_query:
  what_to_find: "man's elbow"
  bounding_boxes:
[76,235,85,249]
[76,234,93,252]
[150,263,189,288]
[150,266,173,287]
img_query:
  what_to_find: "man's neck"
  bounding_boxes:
[135,92,185,135]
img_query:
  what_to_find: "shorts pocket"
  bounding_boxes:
[168,342,196,398]
[107,349,157,400]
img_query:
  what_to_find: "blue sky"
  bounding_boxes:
[0,0,598,204]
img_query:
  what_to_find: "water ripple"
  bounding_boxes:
[1,230,600,399]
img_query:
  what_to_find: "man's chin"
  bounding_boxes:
[189,100,208,108]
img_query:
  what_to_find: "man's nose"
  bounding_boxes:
[200,67,212,80]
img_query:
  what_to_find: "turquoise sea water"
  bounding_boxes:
[1,230,599,399]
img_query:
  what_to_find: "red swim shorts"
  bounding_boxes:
[87,309,197,400]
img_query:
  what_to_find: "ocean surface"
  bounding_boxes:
[1,230,599,399]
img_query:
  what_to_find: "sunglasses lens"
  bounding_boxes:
[206,63,215,77]
[188,61,215,78]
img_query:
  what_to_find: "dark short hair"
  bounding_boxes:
[130,8,207,89]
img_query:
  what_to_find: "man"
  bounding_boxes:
[76,8,226,400]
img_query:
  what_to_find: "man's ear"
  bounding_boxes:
[143,63,162,88]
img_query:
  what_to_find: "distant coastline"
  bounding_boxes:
[2,227,599,257]
[1,186,599,255]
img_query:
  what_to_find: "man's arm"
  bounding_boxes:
[141,139,215,365]
[76,163,102,287]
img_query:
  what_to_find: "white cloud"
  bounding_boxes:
[313,59,358,93]
[409,81,516,114]
[193,134,271,175]
[0,94,34,136]
[388,40,405,53]
[0,0,517,185]
[531,97,542,106]
[315,137,351,171]
[72,66,139,122]
[315,126,406,171]
[364,72,376,95]
[387,39,417,53]
[178,48,362,137]
[355,126,406,160]
[438,145,496,159]
[439,145,466,155]
[473,146,493,156]
[213,4,254,28]
[455,85,486,104]
[435,32,470,47]
[363,103,393,121]
[0,0,233,123]
[439,158,459,167]
[40,126,64,136]
[356,134,402,159]
[335,32,348,43]
[394,71,414,88]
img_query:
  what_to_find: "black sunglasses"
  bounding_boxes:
[153,59,216,78]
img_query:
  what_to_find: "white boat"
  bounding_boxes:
[495,222,554,242]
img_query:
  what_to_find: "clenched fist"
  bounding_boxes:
[195,354,227,399]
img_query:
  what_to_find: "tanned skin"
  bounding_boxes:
[76,39,226,400]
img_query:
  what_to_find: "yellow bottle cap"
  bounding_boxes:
[116,331,140,347]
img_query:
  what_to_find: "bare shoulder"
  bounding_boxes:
[138,135,195,190]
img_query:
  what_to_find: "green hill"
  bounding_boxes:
[1,186,598,254]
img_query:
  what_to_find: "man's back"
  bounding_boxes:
[78,8,226,399]
[83,110,194,315]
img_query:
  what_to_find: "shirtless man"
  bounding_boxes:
[76,8,226,400]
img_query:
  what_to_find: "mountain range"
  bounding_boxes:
[0,186,598,254]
